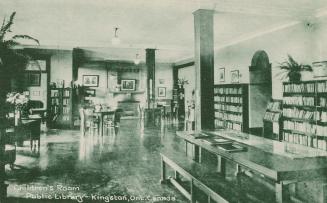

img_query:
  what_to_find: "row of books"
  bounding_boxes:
[283,132,327,150]
[63,90,70,97]
[214,119,225,128]
[215,112,242,122]
[214,87,242,95]
[316,81,327,93]
[284,83,315,93]
[266,101,281,112]
[226,121,242,131]
[214,104,242,113]
[214,96,243,104]
[319,97,327,107]
[214,119,242,131]
[283,108,327,122]
[62,115,70,121]
[63,98,70,105]
[264,112,281,122]
[283,96,315,106]
[283,120,327,136]
[51,90,59,97]
[51,106,59,114]
[62,107,70,114]
[51,98,60,105]
[283,108,316,120]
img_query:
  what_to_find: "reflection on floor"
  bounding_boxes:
[6,118,188,203]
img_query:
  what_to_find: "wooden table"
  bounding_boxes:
[175,130,327,203]
[18,116,42,150]
[93,110,115,136]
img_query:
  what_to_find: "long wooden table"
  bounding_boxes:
[174,130,327,203]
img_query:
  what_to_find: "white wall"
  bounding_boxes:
[214,22,314,99]
[50,50,73,87]
[155,63,173,100]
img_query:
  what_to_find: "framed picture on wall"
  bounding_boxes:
[218,68,225,82]
[121,79,136,91]
[313,61,327,77]
[231,70,239,83]
[158,87,166,97]
[83,75,99,87]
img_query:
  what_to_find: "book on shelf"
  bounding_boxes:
[316,81,327,93]
[283,96,314,106]
[264,112,280,122]
[283,82,315,93]
[214,103,242,113]
[215,87,242,95]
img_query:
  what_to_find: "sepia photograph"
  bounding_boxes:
[1,0,327,203]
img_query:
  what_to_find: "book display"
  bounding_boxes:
[262,99,282,140]
[214,84,249,132]
[282,80,327,150]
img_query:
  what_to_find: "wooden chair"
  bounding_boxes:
[79,108,99,136]
[103,112,115,135]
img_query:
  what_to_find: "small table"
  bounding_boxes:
[18,116,42,150]
[93,110,115,136]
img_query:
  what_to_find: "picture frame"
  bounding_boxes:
[25,72,41,86]
[121,79,136,91]
[313,61,327,78]
[218,67,225,82]
[158,87,166,97]
[231,70,239,83]
[84,89,96,97]
[83,75,99,87]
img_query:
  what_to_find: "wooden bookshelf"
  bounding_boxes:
[214,84,249,133]
[282,80,327,151]
[262,99,282,140]
[49,87,73,128]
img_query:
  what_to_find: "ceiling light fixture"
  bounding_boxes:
[134,53,141,65]
[111,27,121,45]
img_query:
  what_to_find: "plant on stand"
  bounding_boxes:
[6,92,29,126]
[277,55,312,83]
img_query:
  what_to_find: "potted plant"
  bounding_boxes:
[177,78,189,88]
[0,12,39,92]
[277,55,312,82]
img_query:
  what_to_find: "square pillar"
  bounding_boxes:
[146,49,156,109]
[194,9,215,130]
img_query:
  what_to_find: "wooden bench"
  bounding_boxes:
[160,150,278,203]
[160,151,239,203]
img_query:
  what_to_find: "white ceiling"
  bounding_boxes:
[1,0,327,62]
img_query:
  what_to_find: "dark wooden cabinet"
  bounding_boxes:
[49,87,73,128]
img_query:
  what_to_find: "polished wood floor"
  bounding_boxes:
[5,119,188,203]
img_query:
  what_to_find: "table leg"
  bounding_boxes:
[193,145,201,163]
[275,182,290,203]
[217,155,226,177]
[160,157,166,184]
[101,114,104,136]
[190,179,196,203]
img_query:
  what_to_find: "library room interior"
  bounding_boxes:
[2,0,327,202]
